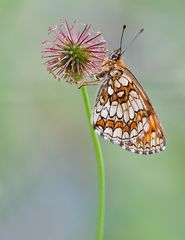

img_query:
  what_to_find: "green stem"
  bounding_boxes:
[81,86,105,240]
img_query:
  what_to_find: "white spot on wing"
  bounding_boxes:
[130,90,138,98]
[130,129,137,139]
[114,80,121,88]
[156,138,160,145]
[119,76,129,86]
[156,145,160,150]
[113,128,122,139]
[101,108,108,118]
[137,121,143,133]
[144,121,149,132]
[117,104,123,118]
[95,126,103,134]
[93,112,99,123]
[122,103,127,111]
[145,143,150,148]
[151,131,156,139]
[96,101,102,113]
[123,132,129,139]
[108,86,114,95]
[129,106,134,119]
[142,117,147,126]
[117,91,125,98]
[151,139,155,147]
[131,100,139,112]
[136,98,143,110]
[109,101,118,117]
[124,110,129,123]
[104,127,113,137]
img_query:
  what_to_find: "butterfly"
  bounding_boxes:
[80,25,166,154]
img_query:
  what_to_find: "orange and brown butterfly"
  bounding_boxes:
[80,25,166,155]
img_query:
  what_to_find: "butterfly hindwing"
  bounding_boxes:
[122,114,165,154]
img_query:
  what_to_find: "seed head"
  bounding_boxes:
[42,20,107,83]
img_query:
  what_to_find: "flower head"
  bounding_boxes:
[42,20,106,83]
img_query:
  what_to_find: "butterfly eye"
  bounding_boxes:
[110,49,121,60]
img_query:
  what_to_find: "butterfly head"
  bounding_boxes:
[98,26,144,76]
[108,25,144,62]
[109,48,122,61]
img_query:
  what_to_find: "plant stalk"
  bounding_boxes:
[81,86,105,240]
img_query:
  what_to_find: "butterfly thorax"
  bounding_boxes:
[115,59,125,69]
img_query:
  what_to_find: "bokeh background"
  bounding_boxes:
[0,0,185,239]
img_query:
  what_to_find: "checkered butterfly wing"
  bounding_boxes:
[93,66,166,154]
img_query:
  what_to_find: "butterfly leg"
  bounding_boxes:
[77,79,101,89]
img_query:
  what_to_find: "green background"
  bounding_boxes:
[0,0,185,239]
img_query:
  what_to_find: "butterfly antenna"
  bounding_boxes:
[121,28,144,55]
[119,25,126,51]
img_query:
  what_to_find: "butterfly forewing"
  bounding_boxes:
[93,63,166,154]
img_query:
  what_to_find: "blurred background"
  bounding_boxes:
[0,0,185,239]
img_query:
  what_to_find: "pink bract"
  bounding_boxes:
[42,20,107,83]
